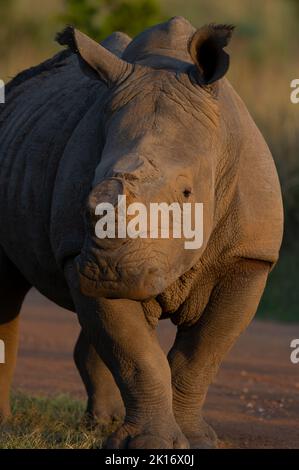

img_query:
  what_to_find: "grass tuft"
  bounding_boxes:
[0,392,112,449]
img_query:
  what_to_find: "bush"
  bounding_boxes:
[61,0,165,41]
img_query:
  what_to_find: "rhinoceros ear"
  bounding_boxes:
[56,26,132,86]
[188,24,234,85]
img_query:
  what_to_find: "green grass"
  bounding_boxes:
[257,248,299,322]
[0,392,110,449]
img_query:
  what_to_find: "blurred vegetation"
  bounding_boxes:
[60,0,165,41]
[0,0,298,321]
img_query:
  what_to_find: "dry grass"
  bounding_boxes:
[0,392,110,449]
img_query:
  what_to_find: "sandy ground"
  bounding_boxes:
[13,289,299,449]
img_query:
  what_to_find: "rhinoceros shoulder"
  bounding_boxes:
[217,78,284,265]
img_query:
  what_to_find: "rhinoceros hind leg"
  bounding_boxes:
[0,248,31,423]
[74,329,125,429]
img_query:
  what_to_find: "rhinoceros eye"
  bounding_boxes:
[183,188,192,198]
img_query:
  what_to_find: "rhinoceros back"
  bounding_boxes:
[0,45,107,306]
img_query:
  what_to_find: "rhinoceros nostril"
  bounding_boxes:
[98,258,108,275]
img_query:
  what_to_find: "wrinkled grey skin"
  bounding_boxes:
[0,17,283,448]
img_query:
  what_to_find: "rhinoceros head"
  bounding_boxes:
[57,17,234,301]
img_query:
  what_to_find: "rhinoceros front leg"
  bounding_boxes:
[168,259,270,448]
[74,329,125,427]
[0,249,31,423]
[68,283,188,449]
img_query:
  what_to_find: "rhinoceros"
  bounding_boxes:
[0,16,283,448]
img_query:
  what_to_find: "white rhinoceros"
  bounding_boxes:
[0,17,283,448]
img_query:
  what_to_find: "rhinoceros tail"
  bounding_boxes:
[55,26,78,54]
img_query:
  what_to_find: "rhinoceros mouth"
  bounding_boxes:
[75,251,168,301]
[78,271,164,301]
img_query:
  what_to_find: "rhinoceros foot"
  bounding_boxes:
[104,421,189,449]
[184,419,218,449]
[0,407,10,426]
[83,401,125,432]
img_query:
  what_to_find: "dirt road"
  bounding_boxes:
[13,289,299,448]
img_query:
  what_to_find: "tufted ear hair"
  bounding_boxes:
[188,24,235,85]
